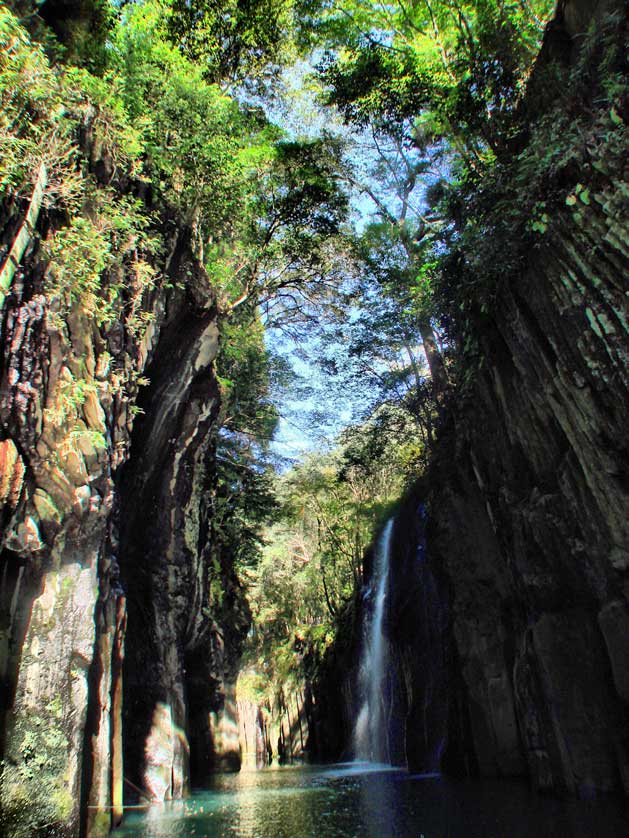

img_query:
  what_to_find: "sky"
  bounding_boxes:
[255,59,359,463]
[255,57,433,463]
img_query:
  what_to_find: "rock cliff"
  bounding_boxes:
[319,0,629,797]
[0,87,248,838]
[423,0,629,796]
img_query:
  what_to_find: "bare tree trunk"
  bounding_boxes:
[0,162,47,311]
[419,319,448,396]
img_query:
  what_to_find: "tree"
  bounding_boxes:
[209,136,350,321]
[167,0,296,84]
[296,0,554,414]
[314,0,554,165]
[240,418,406,709]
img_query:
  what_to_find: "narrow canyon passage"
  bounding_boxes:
[0,0,627,836]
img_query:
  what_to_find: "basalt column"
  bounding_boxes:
[426,0,629,796]
[118,249,249,800]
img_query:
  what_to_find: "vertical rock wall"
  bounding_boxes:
[0,209,143,835]
[313,0,628,798]
[117,272,250,797]
[426,156,629,793]
[237,697,271,769]
[235,687,311,769]
[0,167,249,835]
[420,0,629,797]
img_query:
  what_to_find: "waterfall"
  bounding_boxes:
[354,517,394,763]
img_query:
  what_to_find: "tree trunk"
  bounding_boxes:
[419,319,448,396]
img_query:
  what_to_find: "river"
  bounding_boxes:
[112,763,629,837]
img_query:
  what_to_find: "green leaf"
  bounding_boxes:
[610,107,623,126]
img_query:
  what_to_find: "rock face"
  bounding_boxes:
[421,0,629,796]
[236,687,311,769]
[0,211,134,835]
[0,145,248,837]
[238,697,271,769]
[117,263,249,800]
[316,0,628,798]
[370,0,628,797]
[426,151,629,792]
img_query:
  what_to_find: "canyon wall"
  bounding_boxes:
[384,0,628,795]
[237,687,311,769]
[422,0,629,796]
[316,0,628,797]
[0,113,247,837]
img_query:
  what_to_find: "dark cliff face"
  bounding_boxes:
[316,0,628,797]
[425,146,629,794]
[0,133,248,836]
[117,259,250,798]
[421,0,629,796]
[0,156,140,834]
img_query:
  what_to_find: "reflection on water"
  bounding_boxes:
[113,763,628,838]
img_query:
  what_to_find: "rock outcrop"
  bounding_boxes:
[315,0,628,798]
[0,183,136,835]
[0,115,247,838]
[236,685,311,769]
[421,0,629,796]
[117,258,249,801]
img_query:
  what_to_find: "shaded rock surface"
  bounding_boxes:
[315,0,629,798]
[236,685,311,769]
[116,257,249,799]
[421,0,629,794]
[0,143,247,836]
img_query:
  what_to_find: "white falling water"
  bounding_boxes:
[354,517,394,763]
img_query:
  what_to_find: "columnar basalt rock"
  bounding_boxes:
[313,0,628,797]
[0,224,135,834]
[237,697,271,769]
[117,268,250,798]
[421,0,629,796]
[0,179,248,836]
[235,685,311,769]
[427,176,629,793]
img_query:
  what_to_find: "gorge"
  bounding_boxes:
[0,0,628,835]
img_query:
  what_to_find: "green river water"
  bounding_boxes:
[112,763,628,837]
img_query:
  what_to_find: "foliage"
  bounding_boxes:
[0,706,74,838]
[112,1,274,234]
[316,0,554,164]
[0,7,77,198]
[433,5,628,373]
[6,0,114,73]
[240,418,405,704]
[309,0,627,408]
[46,192,160,328]
[167,0,296,83]
[209,309,280,573]
[206,135,350,320]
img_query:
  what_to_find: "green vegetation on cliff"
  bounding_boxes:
[234,0,627,764]
[1,0,627,826]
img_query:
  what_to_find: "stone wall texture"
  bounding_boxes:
[314,0,628,798]
[0,137,248,836]
[380,0,629,796]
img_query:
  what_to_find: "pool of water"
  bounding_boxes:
[112,763,629,838]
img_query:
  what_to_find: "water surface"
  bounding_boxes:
[113,763,629,837]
